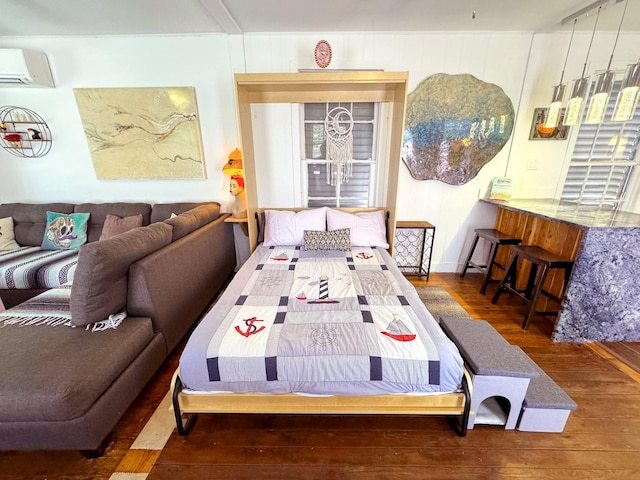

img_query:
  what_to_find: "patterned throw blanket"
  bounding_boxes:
[0,247,77,289]
[180,245,463,396]
[0,283,125,331]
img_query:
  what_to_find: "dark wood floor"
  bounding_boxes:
[2,273,640,479]
[599,341,640,374]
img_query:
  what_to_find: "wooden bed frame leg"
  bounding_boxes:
[448,372,471,437]
[172,374,197,436]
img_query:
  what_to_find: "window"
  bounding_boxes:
[561,81,640,211]
[302,102,379,208]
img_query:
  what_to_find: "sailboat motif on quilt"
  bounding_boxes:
[381,313,416,342]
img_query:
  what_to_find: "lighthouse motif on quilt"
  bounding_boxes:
[307,273,339,304]
[318,274,329,300]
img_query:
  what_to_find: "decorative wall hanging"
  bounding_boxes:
[0,106,52,157]
[529,108,569,140]
[73,87,206,180]
[324,106,354,185]
[402,73,514,185]
[314,40,332,69]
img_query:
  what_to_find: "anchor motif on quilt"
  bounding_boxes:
[355,252,373,260]
[235,316,265,337]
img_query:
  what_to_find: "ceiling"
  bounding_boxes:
[1,0,640,37]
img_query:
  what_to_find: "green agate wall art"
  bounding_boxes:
[402,73,514,185]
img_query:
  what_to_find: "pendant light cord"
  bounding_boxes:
[580,6,602,78]
[606,0,628,71]
[558,18,578,85]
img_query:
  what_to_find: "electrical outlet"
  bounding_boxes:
[526,158,538,170]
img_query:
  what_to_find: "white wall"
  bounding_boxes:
[242,31,640,271]
[0,35,244,213]
[1,29,639,272]
[241,33,534,271]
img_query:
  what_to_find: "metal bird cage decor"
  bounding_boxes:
[0,106,52,157]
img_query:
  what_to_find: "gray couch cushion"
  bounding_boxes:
[164,203,222,241]
[74,203,152,243]
[150,202,217,223]
[0,203,75,246]
[0,317,155,422]
[70,222,172,326]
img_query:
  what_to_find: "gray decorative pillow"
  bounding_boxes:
[303,228,351,251]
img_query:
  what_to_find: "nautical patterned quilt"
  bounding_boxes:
[179,244,464,395]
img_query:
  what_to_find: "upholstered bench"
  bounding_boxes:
[439,316,539,430]
[512,346,577,432]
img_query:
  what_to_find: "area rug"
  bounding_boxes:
[415,285,469,321]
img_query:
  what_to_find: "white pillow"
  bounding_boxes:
[263,207,327,246]
[0,216,20,251]
[326,209,389,248]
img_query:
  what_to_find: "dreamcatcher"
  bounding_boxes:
[324,106,354,185]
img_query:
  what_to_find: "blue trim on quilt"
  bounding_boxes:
[235,295,247,305]
[266,356,277,381]
[429,360,440,385]
[207,357,220,381]
[370,356,382,381]
[361,310,373,323]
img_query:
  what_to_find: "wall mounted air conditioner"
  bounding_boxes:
[0,48,55,88]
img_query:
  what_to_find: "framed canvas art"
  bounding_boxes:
[74,87,206,179]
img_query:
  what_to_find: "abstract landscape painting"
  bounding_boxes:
[74,87,206,179]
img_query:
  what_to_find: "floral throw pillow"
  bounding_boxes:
[41,211,90,250]
[303,228,351,251]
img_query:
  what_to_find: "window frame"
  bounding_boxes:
[300,102,382,208]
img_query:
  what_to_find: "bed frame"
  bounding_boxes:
[171,368,472,437]
[171,204,471,437]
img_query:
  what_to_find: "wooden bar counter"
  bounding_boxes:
[481,198,640,342]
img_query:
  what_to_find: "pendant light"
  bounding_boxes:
[544,19,577,129]
[612,60,640,122]
[564,8,602,126]
[585,0,628,124]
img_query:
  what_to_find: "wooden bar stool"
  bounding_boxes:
[461,229,522,294]
[491,245,574,329]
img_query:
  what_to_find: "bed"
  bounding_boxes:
[171,208,471,436]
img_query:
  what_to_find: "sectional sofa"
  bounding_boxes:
[0,202,236,454]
